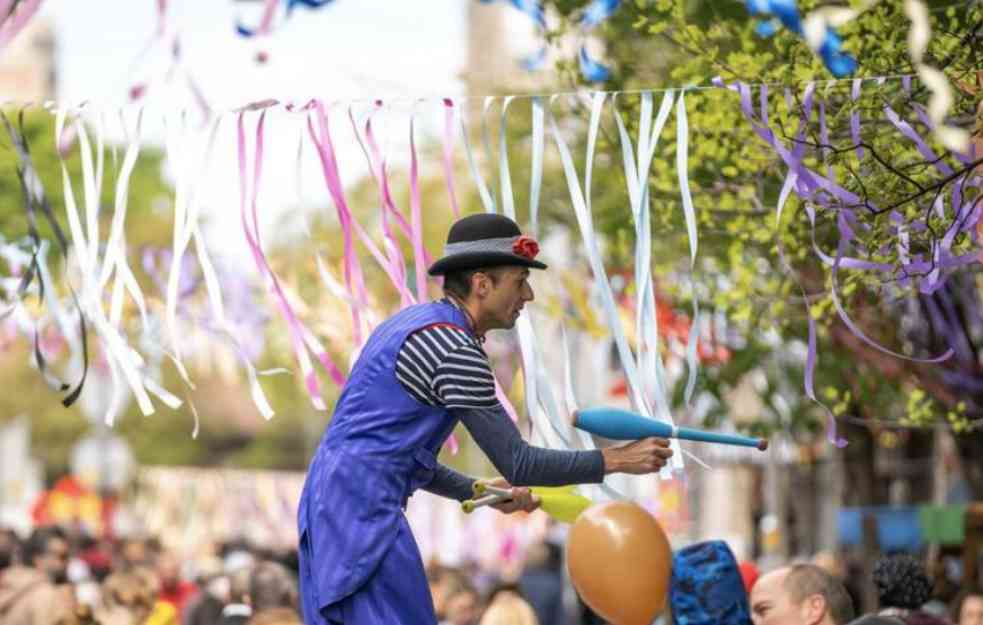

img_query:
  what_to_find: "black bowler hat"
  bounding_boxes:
[427,213,548,276]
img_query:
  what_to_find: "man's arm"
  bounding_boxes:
[421,464,475,502]
[454,404,605,487]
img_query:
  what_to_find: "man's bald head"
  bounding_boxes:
[751,564,854,625]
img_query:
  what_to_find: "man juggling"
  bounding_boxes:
[297,213,674,625]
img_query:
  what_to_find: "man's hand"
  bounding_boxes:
[601,437,674,475]
[482,477,541,514]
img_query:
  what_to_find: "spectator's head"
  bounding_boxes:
[156,551,182,590]
[444,582,480,625]
[229,566,252,606]
[873,554,933,611]
[479,591,539,625]
[952,588,983,625]
[0,527,19,569]
[427,564,467,620]
[249,561,297,612]
[751,564,855,625]
[23,526,70,584]
[119,538,150,570]
[101,568,159,625]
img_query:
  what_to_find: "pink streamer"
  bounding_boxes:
[353,102,415,307]
[0,0,43,51]
[409,117,429,301]
[237,110,345,409]
[307,101,371,346]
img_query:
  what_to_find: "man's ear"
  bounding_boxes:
[802,594,828,625]
[473,272,489,297]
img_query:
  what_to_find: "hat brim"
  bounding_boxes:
[428,251,548,276]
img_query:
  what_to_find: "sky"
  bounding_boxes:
[40,0,483,261]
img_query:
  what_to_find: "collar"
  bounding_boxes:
[440,297,485,344]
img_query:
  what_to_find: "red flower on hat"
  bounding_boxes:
[512,236,539,260]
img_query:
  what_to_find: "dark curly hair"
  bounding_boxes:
[872,554,933,610]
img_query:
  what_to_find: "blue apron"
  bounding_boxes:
[298,301,471,625]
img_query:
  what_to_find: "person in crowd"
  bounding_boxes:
[750,563,856,625]
[99,568,161,625]
[0,528,18,571]
[860,554,949,625]
[117,539,152,573]
[245,561,300,625]
[217,569,252,625]
[479,591,539,625]
[518,541,562,625]
[0,526,75,625]
[428,564,469,622]
[440,580,480,625]
[156,552,198,621]
[952,588,983,625]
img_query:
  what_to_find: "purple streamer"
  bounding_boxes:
[850,79,864,162]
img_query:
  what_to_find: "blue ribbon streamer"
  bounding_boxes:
[237,0,335,38]
[745,0,857,77]
[577,0,621,82]
[578,46,611,82]
[480,0,548,70]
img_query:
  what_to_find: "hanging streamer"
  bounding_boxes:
[529,97,544,238]
[239,107,342,412]
[1,110,84,403]
[478,0,548,71]
[56,108,182,424]
[237,0,335,37]
[308,101,374,343]
[441,99,461,220]
[549,93,681,478]
[902,0,970,154]
[675,91,701,406]
[577,0,621,82]
[0,0,43,52]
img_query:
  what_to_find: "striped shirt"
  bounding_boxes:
[395,300,497,409]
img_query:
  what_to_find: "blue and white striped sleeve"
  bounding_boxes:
[395,324,497,409]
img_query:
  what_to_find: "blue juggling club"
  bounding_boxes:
[574,407,768,450]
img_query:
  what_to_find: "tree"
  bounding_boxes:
[528,0,983,498]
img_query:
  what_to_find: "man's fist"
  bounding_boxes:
[601,437,674,475]
[482,477,541,514]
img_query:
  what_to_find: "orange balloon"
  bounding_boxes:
[566,501,672,625]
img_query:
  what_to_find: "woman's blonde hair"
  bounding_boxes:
[479,591,539,625]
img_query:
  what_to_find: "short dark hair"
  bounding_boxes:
[249,561,298,612]
[0,528,19,569]
[873,554,932,610]
[951,587,983,622]
[23,526,67,566]
[442,266,506,299]
[783,563,855,625]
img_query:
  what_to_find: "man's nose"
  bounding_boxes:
[524,284,535,302]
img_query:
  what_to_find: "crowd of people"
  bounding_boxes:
[1,522,981,625]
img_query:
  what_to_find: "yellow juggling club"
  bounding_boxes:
[462,482,593,524]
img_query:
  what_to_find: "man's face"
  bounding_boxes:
[960,595,983,625]
[751,569,825,625]
[474,266,534,330]
[37,537,70,584]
